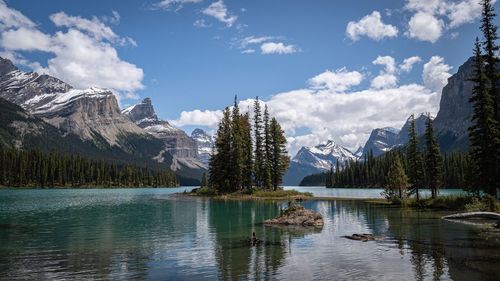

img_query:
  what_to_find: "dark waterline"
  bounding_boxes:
[0,187,499,280]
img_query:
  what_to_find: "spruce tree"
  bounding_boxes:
[424,113,442,198]
[385,155,409,200]
[230,96,243,190]
[262,105,272,188]
[407,115,424,201]
[269,117,289,190]
[210,107,232,193]
[253,97,264,187]
[468,38,499,196]
[480,0,500,197]
[240,113,254,189]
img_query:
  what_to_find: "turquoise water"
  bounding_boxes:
[0,187,499,280]
[285,186,468,198]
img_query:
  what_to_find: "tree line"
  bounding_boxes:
[208,96,289,193]
[325,114,450,199]
[326,0,500,200]
[0,148,178,187]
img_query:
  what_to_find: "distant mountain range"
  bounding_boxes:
[290,56,476,185]
[0,56,206,184]
[283,140,357,185]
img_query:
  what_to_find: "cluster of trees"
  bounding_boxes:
[0,148,178,187]
[467,0,500,198]
[208,97,289,193]
[326,114,447,199]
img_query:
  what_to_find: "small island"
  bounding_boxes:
[264,205,324,227]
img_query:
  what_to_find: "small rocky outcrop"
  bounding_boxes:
[264,206,324,227]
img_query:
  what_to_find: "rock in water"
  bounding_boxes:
[264,206,324,227]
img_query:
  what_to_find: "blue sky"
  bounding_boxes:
[0,0,498,154]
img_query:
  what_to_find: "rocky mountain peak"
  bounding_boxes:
[122,97,159,127]
[191,128,214,165]
[0,57,17,76]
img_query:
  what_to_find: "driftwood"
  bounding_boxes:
[342,233,376,242]
[442,212,500,220]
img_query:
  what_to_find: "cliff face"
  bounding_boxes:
[122,98,200,159]
[191,128,214,165]
[0,57,144,146]
[433,57,475,152]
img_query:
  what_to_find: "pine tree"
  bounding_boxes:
[253,97,264,187]
[480,0,500,197]
[240,113,254,189]
[407,115,424,201]
[425,113,442,198]
[262,105,272,189]
[468,38,499,196]
[200,172,208,187]
[385,155,409,200]
[269,117,290,190]
[210,107,233,193]
[230,96,244,190]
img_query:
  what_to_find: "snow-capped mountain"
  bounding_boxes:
[283,140,357,185]
[0,57,144,146]
[122,98,206,170]
[362,113,430,157]
[191,128,214,165]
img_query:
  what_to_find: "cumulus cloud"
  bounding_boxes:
[422,56,452,94]
[403,0,494,42]
[0,2,143,98]
[372,55,396,74]
[400,56,422,72]
[171,56,446,154]
[260,42,298,54]
[407,12,444,43]
[346,11,398,41]
[193,19,210,28]
[371,74,398,89]
[308,68,363,92]
[171,109,223,128]
[202,0,237,27]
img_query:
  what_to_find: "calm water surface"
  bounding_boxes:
[0,187,499,280]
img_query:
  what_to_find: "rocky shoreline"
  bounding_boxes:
[264,205,324,227]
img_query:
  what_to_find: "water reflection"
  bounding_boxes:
[0,189,499,280]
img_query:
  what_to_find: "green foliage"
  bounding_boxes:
[407,114,425,200]
[384,155,409,200]
[208,97,288,194]
[425,114,443,198]
[252,189,312,198]
[195,186,217,196]
[0,148,178,188]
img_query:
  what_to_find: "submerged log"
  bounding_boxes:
[442,212,500,220]
[342,233,376,242]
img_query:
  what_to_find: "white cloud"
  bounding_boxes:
[171,109,223,127]
[405,0,446,14]
[371,74,398,89]
[0,3,144,98]
[407,12,443,43]
[155,0,203,11]
[239,35,274,48]
[260,42,298,54]
[372,55,396,74]
[308,68,363,92]
[346,11,398,41]
[241,49,255,54]
[447,0,487,28]
[172,59,442,154]
[422,56,452,94]
[0,0,34,29]
[400,56,422,72]
[202,0,237,27]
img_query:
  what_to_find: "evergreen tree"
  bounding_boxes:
[230,96,244,190]
[253,97,264,187]
[480,0,500,197]
[425,113,442,198]
[407,115,424,201]
[210,107,233,193]
[385,155,409,200]
[200,172,208,187]
[262,105,272,188]
[468,38,499,197]
[240,113,254,189]
[269,117,289,190]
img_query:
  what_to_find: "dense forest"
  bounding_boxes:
[0,148,178,187]
[207,96,289,193]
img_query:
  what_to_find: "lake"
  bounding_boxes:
[0,187,499,280]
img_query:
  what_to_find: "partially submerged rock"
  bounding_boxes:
[264,206,324,227]
[343,233,376,242]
